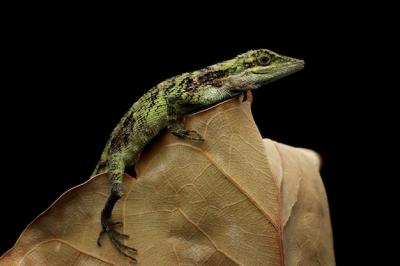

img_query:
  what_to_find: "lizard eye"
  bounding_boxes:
[258,55,271,66]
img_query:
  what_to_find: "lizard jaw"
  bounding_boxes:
[252,59,305,75]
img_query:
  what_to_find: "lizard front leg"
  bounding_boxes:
[167,122,204,141]
[166,94,204,142]
[97,155,137,263]
[166,86,236,141]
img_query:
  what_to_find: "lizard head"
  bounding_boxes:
[207,49,304,93]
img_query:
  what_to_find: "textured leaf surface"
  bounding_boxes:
[0,96,335,265]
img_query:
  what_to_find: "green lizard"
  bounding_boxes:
[92,49,304,263]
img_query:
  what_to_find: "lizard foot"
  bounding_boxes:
[168,123,205,142]
[182,130,205,142]
[97,219,137,263]
[97,184,136,263]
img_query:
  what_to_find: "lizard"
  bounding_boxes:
[92,49,304,263]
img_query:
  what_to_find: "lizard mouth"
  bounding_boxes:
[252,60,305,75]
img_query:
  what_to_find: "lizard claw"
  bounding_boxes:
[186,130,205,142]
[98,219,137,263]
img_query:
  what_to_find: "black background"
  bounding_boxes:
[1,4,390,265]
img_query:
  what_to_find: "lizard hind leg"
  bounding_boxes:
[97,156,137,263]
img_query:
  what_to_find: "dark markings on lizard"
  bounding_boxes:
[179,76,195,90]
[197,69,229,84]
[123,112,135,128]
[110,113,136,152]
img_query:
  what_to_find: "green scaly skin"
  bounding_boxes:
[92,49,304,263]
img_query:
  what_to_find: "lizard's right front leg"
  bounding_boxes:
[97,156,137,263]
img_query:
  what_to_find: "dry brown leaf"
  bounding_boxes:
[0,95,335,265]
